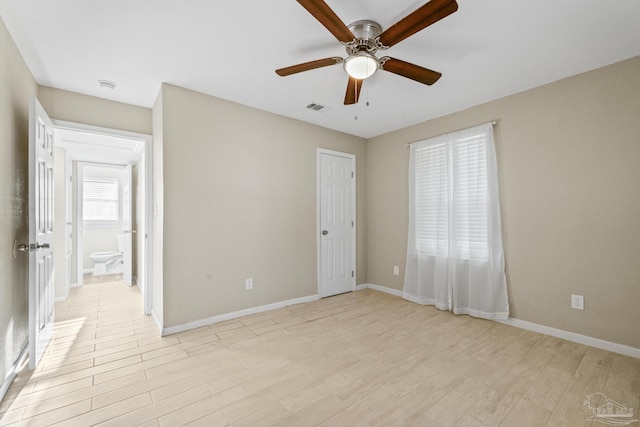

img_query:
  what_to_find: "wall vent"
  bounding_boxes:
[306,102,328,112]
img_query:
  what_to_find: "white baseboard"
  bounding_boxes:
[360,283,639,359]
[150,309,162,334]
[82,268,124,275]
[499,318,640,359]
[0,346,28,403]
[358,283,403,297]
[161,294,320,337]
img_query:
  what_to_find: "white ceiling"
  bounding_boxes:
[1,1,639,138]
[56,128,144,165]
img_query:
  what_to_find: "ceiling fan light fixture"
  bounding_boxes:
[344,51,378,80]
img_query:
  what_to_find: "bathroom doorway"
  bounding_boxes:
[53,121,153,314]
[78,162,131,285]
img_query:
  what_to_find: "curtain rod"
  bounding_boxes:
[404,120,497,147]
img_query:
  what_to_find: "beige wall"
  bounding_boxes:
[159,83,367,327]
[0,17,38,391]
[38,86,152,135]
[367,56,640,349]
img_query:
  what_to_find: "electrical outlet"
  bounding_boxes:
[393,266,400,276]
[571,294,584,310]
[245,278,253,290]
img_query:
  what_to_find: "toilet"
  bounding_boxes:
[90,234,125,275]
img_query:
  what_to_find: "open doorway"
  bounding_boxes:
[77,162,131,285]
[52,121,153,314]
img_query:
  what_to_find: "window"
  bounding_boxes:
[405,123,508,319]
[413,126,491,261]
[83,178,119,224]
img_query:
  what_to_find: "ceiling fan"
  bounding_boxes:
[275,0,459,105]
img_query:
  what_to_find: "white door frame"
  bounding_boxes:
[53,120,154,315]
[122,164,133,286]
[75,162,84,284]
[316,148,356,297]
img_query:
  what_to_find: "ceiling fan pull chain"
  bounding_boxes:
[366,79,370,107]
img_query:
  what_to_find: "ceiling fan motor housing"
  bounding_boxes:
[346,20,383,55]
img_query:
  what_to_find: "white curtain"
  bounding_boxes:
[403,123,509,320]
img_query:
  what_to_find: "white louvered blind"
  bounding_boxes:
[83,178,119,222]
[414,130,489,261]
[415,141,449,257]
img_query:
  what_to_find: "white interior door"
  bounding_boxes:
[318,150,355,298]
[122,164,132,286]
[28,97,55,369]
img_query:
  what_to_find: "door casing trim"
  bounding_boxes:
[52,119,154,315]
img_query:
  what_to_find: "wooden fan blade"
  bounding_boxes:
[297,0,355,43]
[380,57,442,85]
[378,0,458,48]
[344,76,363,105]
[276,57,343,76]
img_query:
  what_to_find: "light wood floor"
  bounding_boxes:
[1,282,638,426]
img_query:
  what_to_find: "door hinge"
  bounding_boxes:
[351,220,354,227]
[352,270,354,278]
[351,171,354,178]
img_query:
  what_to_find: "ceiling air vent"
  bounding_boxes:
[306,102,329,112]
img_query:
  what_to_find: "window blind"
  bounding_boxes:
[415,141,449,257]
[83,178,119,222]
[414,130,489,261]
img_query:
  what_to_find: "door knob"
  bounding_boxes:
[13,239,28,257]
[12,241,48,257]
[322,230,328,235]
